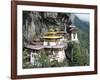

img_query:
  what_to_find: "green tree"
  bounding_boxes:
[71,42,84,66]
[35,50,51,67]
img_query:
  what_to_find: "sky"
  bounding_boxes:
[74,13,90,22]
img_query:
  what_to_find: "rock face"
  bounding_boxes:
[22,11,90,68]
[22,11,72,43]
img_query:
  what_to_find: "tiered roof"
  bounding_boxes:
[25,44,44,50]
[41,28,63,39]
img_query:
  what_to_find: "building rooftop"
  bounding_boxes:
[70,27,77,32]
[31,42,43,45]
[44,44,65,49]
[45,32,58,35]
[25,44,44,50]
[41,36,63,39]
[44,28,58,35]
[25,44,65,50]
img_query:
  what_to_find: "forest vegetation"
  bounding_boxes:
[22,11,89,68]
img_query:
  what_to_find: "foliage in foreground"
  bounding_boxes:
[23,42,89,68]
[23,49,68,68]
[67,42,89,66]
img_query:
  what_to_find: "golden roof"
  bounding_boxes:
[44,28,58,35]
[45,32,58,35]
[41,36,62,39]
[41,28,63,39]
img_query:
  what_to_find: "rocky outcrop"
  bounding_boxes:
[23,11,72,43]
